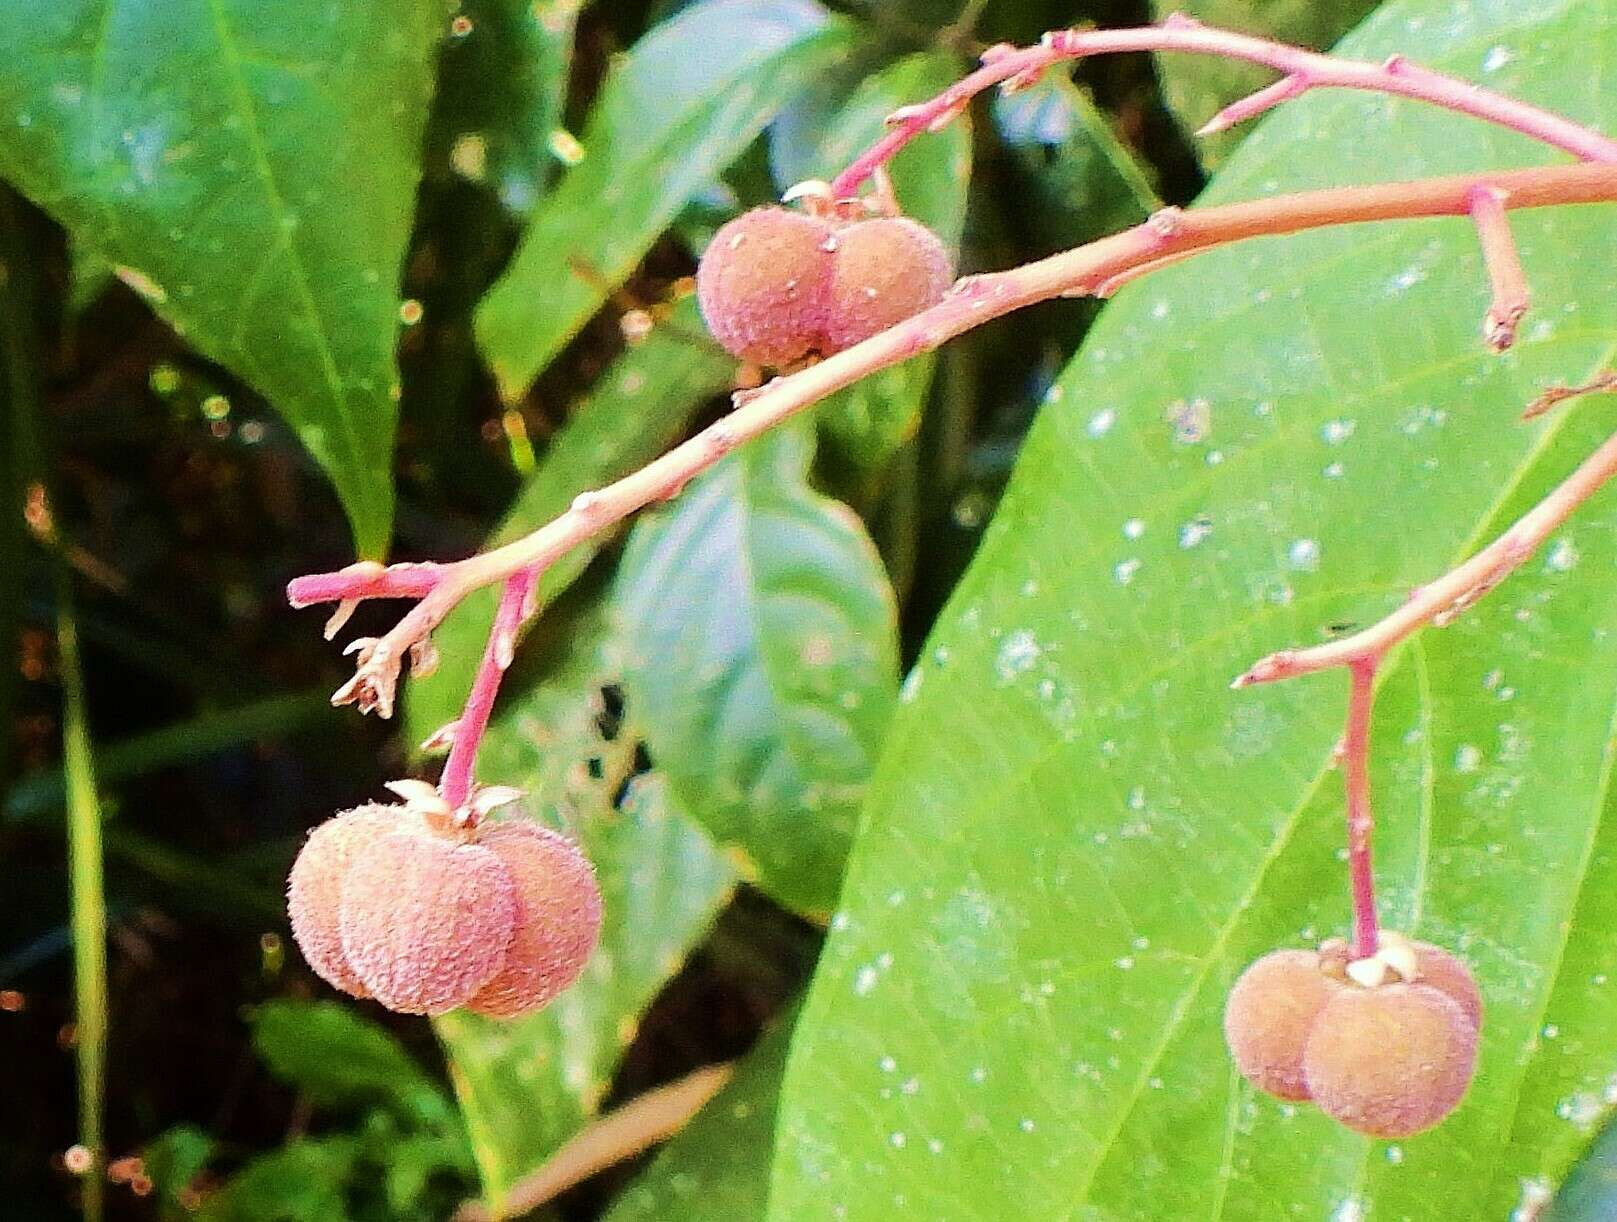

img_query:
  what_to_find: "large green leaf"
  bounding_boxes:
[0,0,444,555]
[405,295,731,742]
[617,423,900,915]
[808,53,971,473]
[434,606,736,1210]
[1150,0,1380,168]
[474,0,854,400]
[603,1003,800,1222]
[772,1,1617,1216]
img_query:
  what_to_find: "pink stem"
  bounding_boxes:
[437,569,535,810]
[829,21,1617,198]
[1343,659,1382,959]
[1468,183,1530,351]
[286,561,443,608]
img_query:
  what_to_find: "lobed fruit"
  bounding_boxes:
[287,803,602,1019]
[820,217,954,353]
[337,826,518,1015]
[1225,936,1482,1137]
[1303,982,1478,1138]
[286,804,395,999]
[695,206,955,367]
[696,207,835,367]
[1405,939,1483,1031]
[1223,948,1341,1101]
[465,821,603,1018]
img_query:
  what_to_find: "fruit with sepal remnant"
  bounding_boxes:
[1223,948,1343,1101]
[1303,980,1479,1138]
[465,821,603,1018]
[820,216,953,353]
[696,207,835,367]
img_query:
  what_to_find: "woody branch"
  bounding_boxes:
[288,23,1617,816]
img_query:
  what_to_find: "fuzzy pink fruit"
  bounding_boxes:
[465,821,603,1019]
[287,804,396,998]
[338,826,518,1016]
[697,207,836,367]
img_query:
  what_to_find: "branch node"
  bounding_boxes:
[1146,206,1187,243]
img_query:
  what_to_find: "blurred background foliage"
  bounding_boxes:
[7,0,1597,1218]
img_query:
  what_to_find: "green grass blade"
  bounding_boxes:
[58,553,107,1220]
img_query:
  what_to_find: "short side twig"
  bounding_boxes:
[1234,415,1617,953]
[1523,371,1617,421]
[1234,419,1617,688]
[436,568,537,811]
[1468,184,1530,351]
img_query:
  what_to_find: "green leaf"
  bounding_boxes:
[474,0,855,400]
[197,1138,357,1222]
[405,295,731,742]
[617,423,899,914]
[992,74,1160,253]
[1149,0,1380,168]
[772,1,1617,1216]
[434,604,736,1209]
[441,775,735,1209]
[251,999,436,1109]
[429,0,584,215]
[1550,1111,1617,1221]
[143,1125,217,1213]
[603,1003,801,1222]
[807,53,972,473]
[0,0,444,555]
[376,1131,476,1214]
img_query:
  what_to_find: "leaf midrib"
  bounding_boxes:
[202,0,377,528]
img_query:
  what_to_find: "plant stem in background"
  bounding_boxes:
[57,562,108,1222]
[3,185,109,1222]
